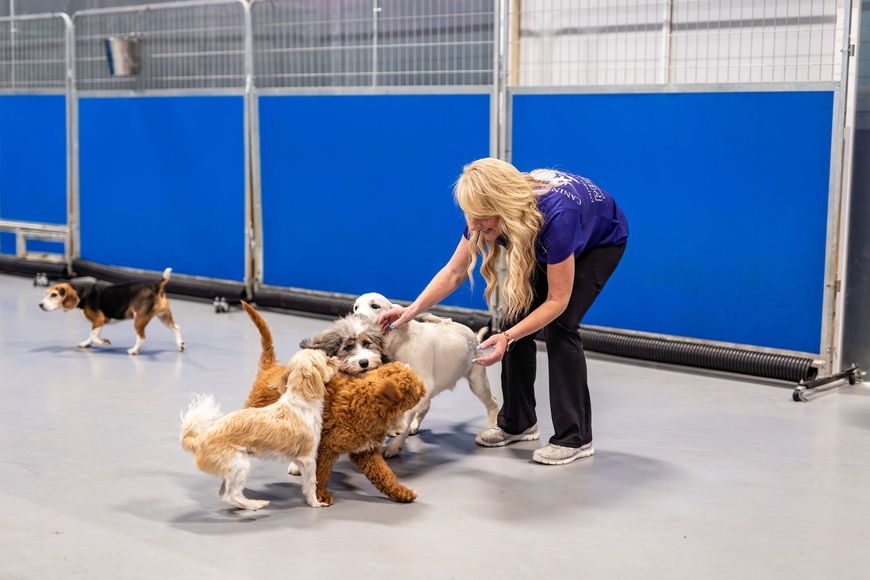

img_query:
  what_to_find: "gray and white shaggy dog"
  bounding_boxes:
[284,314,389,477]
[299,314,388,375]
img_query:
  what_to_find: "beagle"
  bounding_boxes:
[38,268,185,355]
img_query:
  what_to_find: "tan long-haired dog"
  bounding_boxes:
[180,348,338,511]
[241,302,425,505]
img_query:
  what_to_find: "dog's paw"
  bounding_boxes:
[242,499,269,511]
[390,486,417,503]
[316,491,333,506]
[94,338,110,346]
[287,462,301,476]
[77,341,92,349]
[178,342,186,352]
[383,443,402,458]
[127,348,140,356]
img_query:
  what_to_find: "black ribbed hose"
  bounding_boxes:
[579,326,818,383]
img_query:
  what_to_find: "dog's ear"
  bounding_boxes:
[285,357,326,401]
[299,329,342,356]
[371,329,386,352]
[61,285,79,310]
[297,368,326,401]
[359,325,385,350]
[276,368,292,394]
[378,380,402,404]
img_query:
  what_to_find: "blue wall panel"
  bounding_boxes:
[78,96,245,281]
[259,94,491,310]
[0,95,67,255]
[512,91,833,353]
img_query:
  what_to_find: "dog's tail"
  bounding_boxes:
[180,393,222,453]
[157,267,172,296]
[241,300,276,369]
[476,325,490,343]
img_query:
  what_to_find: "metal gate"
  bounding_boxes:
[0,12,73,264]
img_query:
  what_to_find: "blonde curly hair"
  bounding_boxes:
[454,158,552,321]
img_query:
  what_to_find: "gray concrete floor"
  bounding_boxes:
[1,273,868,579]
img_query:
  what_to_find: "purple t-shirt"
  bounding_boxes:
[464,170,629,264]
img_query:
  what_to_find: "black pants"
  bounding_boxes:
[498,243,626,448]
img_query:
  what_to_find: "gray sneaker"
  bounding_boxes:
[475,424,540,447]
[532,442,594,465]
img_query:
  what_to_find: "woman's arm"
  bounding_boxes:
[473,256,575,366]
[377,238,472,330]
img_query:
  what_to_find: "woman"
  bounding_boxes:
[378,158,628,465]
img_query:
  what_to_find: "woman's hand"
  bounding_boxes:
[377,305,417,331]
[472,333,509,366]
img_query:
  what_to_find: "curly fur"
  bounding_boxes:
[312,363,424,505]
[242,304,424,504]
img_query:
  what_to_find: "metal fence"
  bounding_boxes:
[0,13,72,263]
[509,0,846,87]
[73,0,249,92]
[0,13,70,92]
[251,0,496,89]
[2,1,849,92]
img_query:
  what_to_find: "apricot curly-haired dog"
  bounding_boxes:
[242,302,424,505]
[312,363,424,505]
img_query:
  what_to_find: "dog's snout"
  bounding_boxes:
[359,359,369,369]
[38,303,45,310]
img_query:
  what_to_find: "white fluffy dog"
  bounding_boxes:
[353,292,499,457]
[180,349,338,511]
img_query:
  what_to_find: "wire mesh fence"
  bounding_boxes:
[251,0,495,89]
[73,0,248,92]
[0,14,69,92]
[510,0,846,87]
[0,1,852,94]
